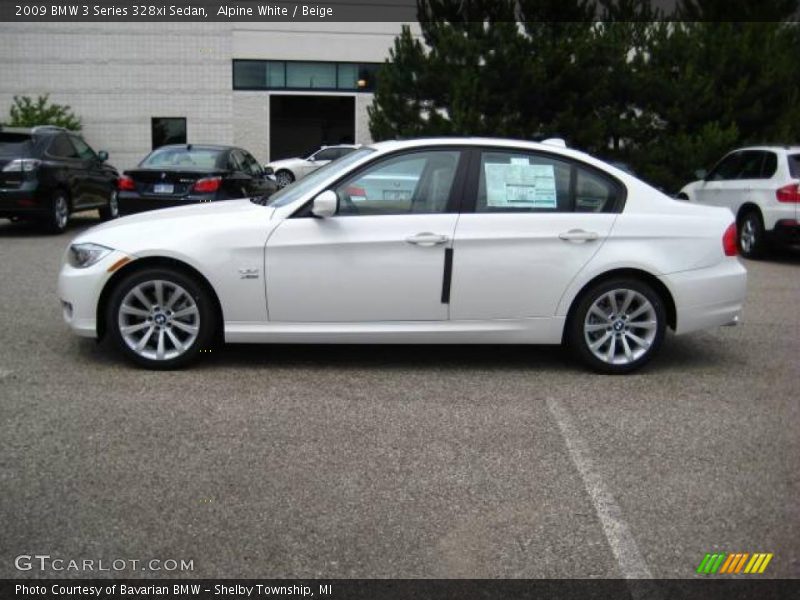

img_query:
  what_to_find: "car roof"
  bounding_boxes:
[153,144,232,151]
[0,125,70,136]
[729,145,800,153]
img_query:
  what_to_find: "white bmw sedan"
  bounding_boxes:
[58,138,746,374]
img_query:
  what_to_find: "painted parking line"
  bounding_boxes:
[546,397,653,580]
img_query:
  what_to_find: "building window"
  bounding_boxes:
[151,118,187,150]
[233,60,380,92]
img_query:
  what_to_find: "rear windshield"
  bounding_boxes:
[141,147,222,170]
[0,132,34,157]
[789,154,800,178]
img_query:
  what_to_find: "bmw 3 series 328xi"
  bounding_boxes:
[58,138,747,374]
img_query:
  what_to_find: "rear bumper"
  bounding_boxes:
[768,219,800,246]
[0,185,48,217]
[118,192,216,215]
[661,258,747,335]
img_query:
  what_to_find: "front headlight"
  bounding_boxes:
[67,243,113,268]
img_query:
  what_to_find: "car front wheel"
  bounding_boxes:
[568,279,666,374]
[107,267,216,369]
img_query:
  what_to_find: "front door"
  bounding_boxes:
[265,149,465,322]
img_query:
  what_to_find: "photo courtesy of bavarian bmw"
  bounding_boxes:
[58,138,747,374]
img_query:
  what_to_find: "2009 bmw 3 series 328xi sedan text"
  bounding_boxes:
[58,138,747,374]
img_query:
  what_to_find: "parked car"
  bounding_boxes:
[59,138,746,374]
[0,125,119,233]
[677,146,800,258]
[117,144,277,215]
[267,144,359,188]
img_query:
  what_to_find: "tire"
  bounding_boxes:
[44,189,70,234]
[106,267,217,369]
[276,170,294,188]
[738,210,766,259]
[568,278,667,374]
[99,190,120,221]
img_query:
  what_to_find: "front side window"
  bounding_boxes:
[69,136,96,161]
[708,153,743,181]
[334,150,461,216]
[47,134,77,159]
[313,148,340,161]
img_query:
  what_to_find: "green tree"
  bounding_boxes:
[4,94,82,130]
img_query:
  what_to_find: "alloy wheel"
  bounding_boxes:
[54,194,68,230]
[583,288,658,366]
[276,171,293,188]
[117,280,200,361]
[109,191,119,218]
[739,218,756,254]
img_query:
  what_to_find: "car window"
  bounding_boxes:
[736,151,765,179]
[142,147,223,169]
[314,148,340,161]
[70,135,97,161]
[47,135,77,158]
[0,132,35,157]
[239,150,263,176]
[575,168,621,213]
[789,154,800,178]
[228,150,244,172]
[707,153,743,181]
[761,152,777,178]
[477,151,572,212]
[334,150,460,216]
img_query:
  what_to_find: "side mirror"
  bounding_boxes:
[98,150,109,162]
[694,169,708,180]
[311,190,338,218]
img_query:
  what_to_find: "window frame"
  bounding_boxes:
[290,146,471,218]
[461,147,627,215]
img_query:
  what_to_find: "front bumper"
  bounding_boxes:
[660,258,747,335]
[58,250,132,338]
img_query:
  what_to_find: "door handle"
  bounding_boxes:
[405,232,449,246]
[558,229,599,242]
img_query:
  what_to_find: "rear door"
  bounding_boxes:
[70,135,108,207]
[450,148,620,320]
[46,133,88,206]
[695,152,743,210]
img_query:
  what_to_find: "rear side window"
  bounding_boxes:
[761,152,777,178]
[708,153,743,181]
[48,134,78,158]
[0,132,34,157]
[476,150,622,213]
[736,151,765,179]
[789,154,800,178]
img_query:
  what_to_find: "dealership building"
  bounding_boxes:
[0,21,420,169]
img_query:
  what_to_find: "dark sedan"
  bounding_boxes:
[118,144,277,215]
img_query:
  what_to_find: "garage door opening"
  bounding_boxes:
[270,95,355,161]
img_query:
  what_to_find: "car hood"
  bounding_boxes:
[72,199,276,254]
[266,158,307,171]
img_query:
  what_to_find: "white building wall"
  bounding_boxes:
[0,22,421,169]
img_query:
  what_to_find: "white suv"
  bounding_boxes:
[678,146,800,258]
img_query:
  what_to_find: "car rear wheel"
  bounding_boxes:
[276,170,294,188]
[738,210,766,259]
[99,190,119,221]
[44,190,70,234]
[107,267,216,369]
[568,279,666,374]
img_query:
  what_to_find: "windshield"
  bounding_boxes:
[141,147,222,169]
[268,147,376,207]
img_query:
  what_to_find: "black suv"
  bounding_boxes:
[0,126,119,233]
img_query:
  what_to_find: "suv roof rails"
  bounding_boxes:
[31,125,68,134]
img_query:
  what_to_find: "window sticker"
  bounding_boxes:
[485,162,558,208]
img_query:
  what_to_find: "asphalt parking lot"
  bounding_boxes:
[1,214,798,580]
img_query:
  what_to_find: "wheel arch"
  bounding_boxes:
[562,268,677,343]
[736,202,762,224]
[96,256,224,342]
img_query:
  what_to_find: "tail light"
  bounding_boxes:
[192,177,222,193]
[776,183,800,203]
[2,159,40,173]
[722,222,737,257]
[118,176,136,191]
